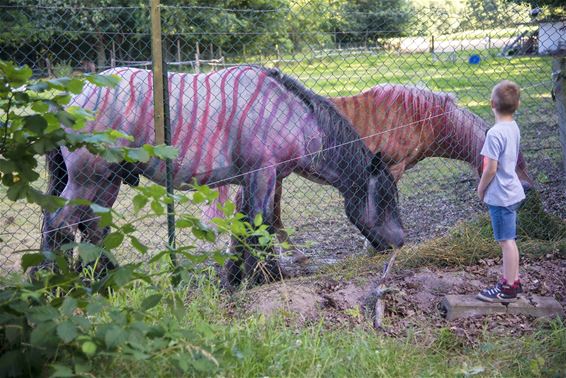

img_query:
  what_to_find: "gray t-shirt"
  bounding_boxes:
[480,120,525,207]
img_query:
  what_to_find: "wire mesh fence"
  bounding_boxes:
[1,2,565,284]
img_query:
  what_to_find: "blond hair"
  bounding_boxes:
[491,80,520,115]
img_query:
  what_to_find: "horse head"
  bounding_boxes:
[343,152,404,251]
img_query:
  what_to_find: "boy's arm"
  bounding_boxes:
[477,157,498,201]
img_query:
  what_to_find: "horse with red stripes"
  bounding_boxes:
[41,66,404,285]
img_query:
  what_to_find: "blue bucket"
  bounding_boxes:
[468,54,481,65]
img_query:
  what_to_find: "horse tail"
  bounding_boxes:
[40,147,68,251]
[46,146,68,197]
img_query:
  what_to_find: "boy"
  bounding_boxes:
[476,80,525,303]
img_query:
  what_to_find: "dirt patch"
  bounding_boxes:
[239,256,565,341]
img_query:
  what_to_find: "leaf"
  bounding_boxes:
[81,341,97,357]
[85,74,121,88]
[6,181,28,201]
[221,201,235,216]
[67,78,84,94]
[150,200,164,215]
[50,364,75,378]
[141,294,162,311]
[99,148,124,163]
[31,100,49,113]
[193,191,205,204]
[30,321,57,347]
[71,315,90,330]
[130,236,148,254]
[132,194,148,213]
[21,253,44,272]
[77,243,103,264]
[27,305,59,323]
[60,297,77,317]
[86,296,107,316]
[108,266,135,287]
[126,147,150,163]
[103,232,124,250]
[254,213,263,227]
[152,144,179,159]
[104,325,126,349]
[56,110,75,128]
[23,114,47,134]
[57,320,78,343]
[90,203,110,214]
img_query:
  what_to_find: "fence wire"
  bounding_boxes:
[0,2,565,283]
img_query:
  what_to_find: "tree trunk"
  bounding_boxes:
[553,57,566,177]
[96,33,106,69]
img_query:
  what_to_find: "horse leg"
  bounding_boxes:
[226,168,285,286]
[273,179,308,264]
[76,175,122,277]
[40,180,99,275]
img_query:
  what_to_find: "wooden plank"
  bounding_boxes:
[441,295,564,321]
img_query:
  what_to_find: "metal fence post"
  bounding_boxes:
[552,56,566,177]
[150,0,178,276]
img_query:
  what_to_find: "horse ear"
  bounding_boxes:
[368,152,386,175]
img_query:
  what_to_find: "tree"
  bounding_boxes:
[335,0,413,46]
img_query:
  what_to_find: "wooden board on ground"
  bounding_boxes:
[441,295,564,321]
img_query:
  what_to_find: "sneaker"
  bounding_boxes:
[514,280,523,295]
[496,278,523,295]
[477,281,519,303]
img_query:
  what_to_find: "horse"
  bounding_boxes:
[41,66,404,285]
[212,83,534,257]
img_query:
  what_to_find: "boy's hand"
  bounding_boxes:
[477,187,485,201]
[477,157,497,202]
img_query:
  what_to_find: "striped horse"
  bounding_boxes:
[214,84,533,258]
[41,66,404,285]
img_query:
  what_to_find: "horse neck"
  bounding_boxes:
[316,128,373,195]
[436,106,487,172]
[331,91,373,135]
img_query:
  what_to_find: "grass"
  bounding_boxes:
[87,272,566,377]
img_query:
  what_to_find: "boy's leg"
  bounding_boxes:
[477,204,521,303]
[500,239,519,283]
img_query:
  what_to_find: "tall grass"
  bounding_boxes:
[94,272,566,377]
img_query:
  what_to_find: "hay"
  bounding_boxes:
[324,190,565,277]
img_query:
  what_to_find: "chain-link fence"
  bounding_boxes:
[1,2,565,284]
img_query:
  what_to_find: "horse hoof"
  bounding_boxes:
[75,255,118,280]
[248,259,287,286]
[27,261,57,282]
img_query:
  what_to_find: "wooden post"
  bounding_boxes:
[195,41,200,73]
[553,56,566,176]
[430,35,434,54]
[150,0,165,145]
[111,40,116,68]
[176,38,181,65]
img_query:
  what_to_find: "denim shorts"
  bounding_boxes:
[487,201,522,241]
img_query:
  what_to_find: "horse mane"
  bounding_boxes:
[263,67,372,164]
[369,84,456,121]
